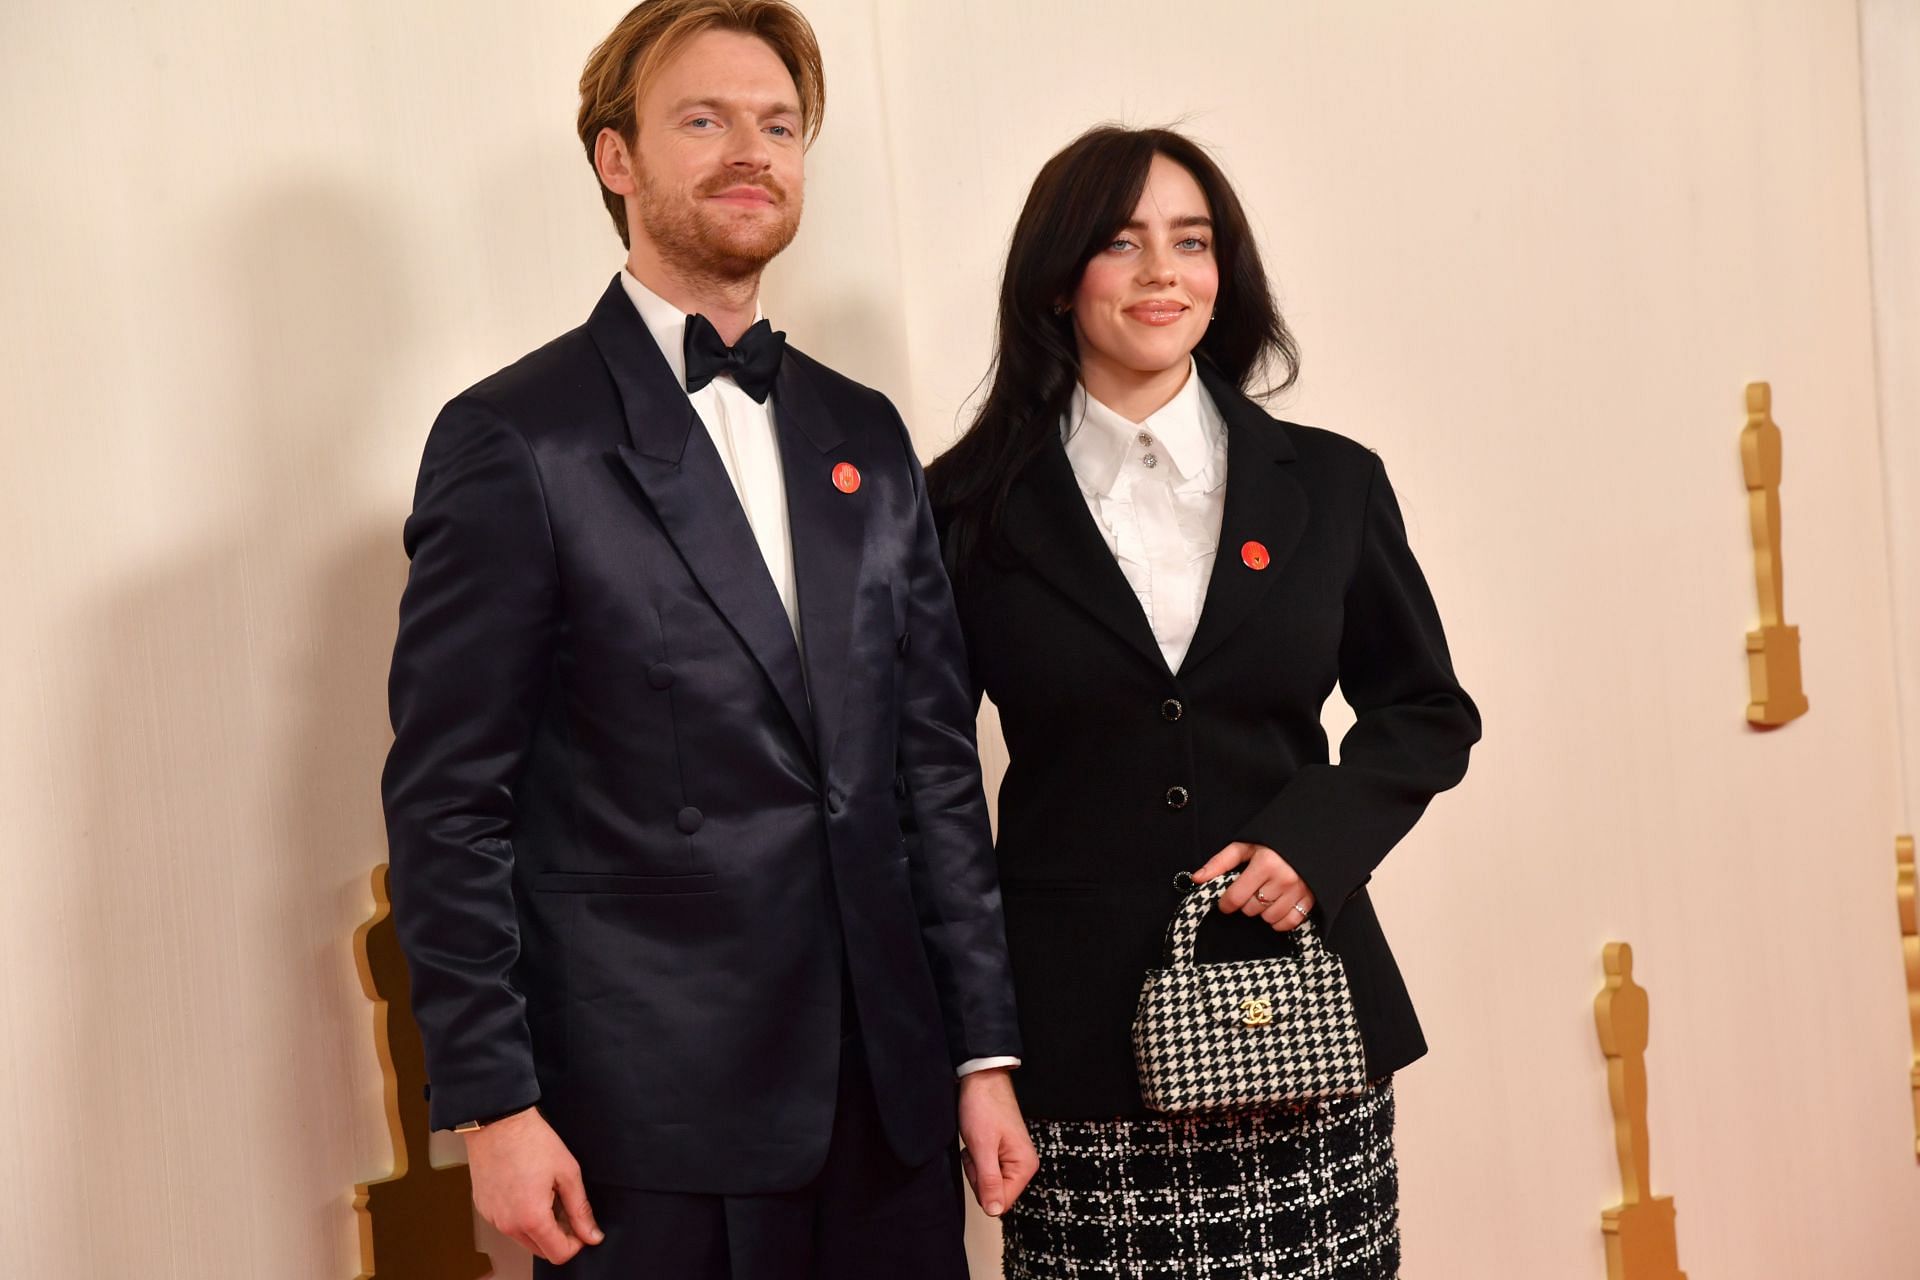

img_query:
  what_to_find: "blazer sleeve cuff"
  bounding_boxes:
[1234,763,1383,937]
[425,1068,543,1134]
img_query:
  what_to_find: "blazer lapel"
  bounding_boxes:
[586,277,818,756]
[1179,364,1308,674]
[772,355,863,766]
[1004,436,1170,675]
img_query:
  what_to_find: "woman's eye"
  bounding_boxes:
[1108,239,1136,253]
[1178,237,1210,252]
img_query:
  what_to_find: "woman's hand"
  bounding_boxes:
[1192,841,1316,932]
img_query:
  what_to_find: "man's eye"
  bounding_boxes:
[767,123,794,138]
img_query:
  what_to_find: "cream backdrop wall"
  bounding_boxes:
[2,2,1914,1277]
[1864,1,1920,840]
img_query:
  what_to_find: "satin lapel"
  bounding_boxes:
[773,356,861,766]
[1178,366,1307,675]
[586,277,818,756]
[1004,437,1170,676]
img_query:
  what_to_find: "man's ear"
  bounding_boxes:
[595,127,638,197]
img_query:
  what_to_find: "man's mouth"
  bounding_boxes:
[707,184,778,207]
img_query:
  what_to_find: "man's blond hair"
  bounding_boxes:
[578,0,826,248]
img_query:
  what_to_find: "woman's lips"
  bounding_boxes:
[1125,300,1188,325]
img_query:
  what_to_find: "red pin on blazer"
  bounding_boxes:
[832,462,861,494]
[1241,540,1271,571]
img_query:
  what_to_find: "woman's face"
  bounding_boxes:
[1070,153,1220,383]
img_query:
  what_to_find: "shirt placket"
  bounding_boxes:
[1132,470,1195,665]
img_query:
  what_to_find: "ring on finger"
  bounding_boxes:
[1254,889,1273,904]
[1293,902,1309,918]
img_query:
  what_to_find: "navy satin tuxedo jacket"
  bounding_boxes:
[381,277,1019,1193]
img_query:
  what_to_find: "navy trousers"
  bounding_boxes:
[534,996,969,1280]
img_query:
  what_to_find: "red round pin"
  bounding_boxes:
[1241,540,1270,571]
[832,462,861,494]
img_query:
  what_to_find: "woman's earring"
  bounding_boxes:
[1052,303,1069,316]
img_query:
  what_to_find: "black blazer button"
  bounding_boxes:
[647,662,676,690]
[1165,785,1190,810]
[826,790,844,815]
[676,806,704,834]
[1161,698,1184,722]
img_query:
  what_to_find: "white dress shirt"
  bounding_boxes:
[1062,360,1228,672]
[620,271,1015,1080]
[621,270,800,644]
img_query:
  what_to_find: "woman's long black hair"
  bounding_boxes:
[926,125,1299,571]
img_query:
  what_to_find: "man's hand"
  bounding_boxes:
[462,1107,604,1264]
[957,1067,1037,1218]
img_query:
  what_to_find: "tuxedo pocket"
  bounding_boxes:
[532,871,718,895]
[889,579,909,651]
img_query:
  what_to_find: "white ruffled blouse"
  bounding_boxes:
[1061,360,1228,672]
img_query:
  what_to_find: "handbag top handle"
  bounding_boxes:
[1162,869,1322,967]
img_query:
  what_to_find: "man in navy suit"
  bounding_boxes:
[379,3,1032,1274]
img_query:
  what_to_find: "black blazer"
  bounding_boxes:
[933,363,1480,1120]
[381,277,1019,1193]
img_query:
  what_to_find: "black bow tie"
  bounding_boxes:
[683,313,786,404]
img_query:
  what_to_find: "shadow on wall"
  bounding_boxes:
[67,182,526,1277]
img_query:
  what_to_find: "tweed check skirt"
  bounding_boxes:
[1001,1079,1398,1280]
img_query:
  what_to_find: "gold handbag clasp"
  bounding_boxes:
[1240,996,1273,1027]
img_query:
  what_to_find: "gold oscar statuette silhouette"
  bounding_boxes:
[1741,382,1808,727]
[1899,836,1920,1160]
[354,863,494,1280]
[1594,942,1687,1280]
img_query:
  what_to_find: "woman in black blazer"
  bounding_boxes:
[927,126,1481,1279]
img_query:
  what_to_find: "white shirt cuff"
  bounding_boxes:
[956,1056,1022,1078]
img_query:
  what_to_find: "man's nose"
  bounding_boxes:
[721,123,772,170]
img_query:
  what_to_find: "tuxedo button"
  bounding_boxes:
[676,807,704,834]
[1161,698,1184,722]
[1165,785,1191,810]
[647,662,676,690]
[826,790,844,815]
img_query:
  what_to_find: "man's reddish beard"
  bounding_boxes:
[634,170,802,281]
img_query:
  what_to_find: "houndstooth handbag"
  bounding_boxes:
[1132,869,1370,1113]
